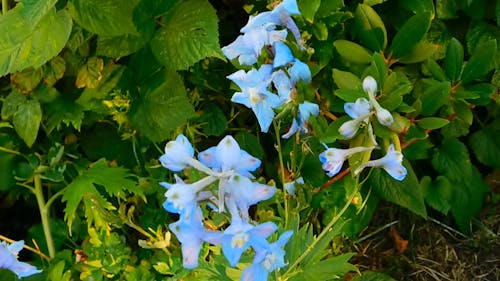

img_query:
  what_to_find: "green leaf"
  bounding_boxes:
[462,83,496,105]
[400,0,435,16]
[43,56,66,86]
[398,41,437,64]
[436,0,459,19]
[452,100,473,125]
[419,79,451,116]
[62,159,139,233]
[426,59,447,82]
[10,67,43,93]
[334,40,373,64]
[388,12,432,59]
[461,39,497,84]
[234,131,264,160]
[13,99,42,147]
[68,0,139,36]
[200,103,227,137]
[352,271,397,281]
[431,138,472,182]
[370,161,427,218]
[45,95,84,133]
[0,7,72,76]
[354,4,387,52]
[96,0,155,57]
[449,166,489,233]
[332,69,361,89]
[300,254,357,280]
[130,70,196,142]
[1,91,27,120]
[469,122,500,168]
[365,53,387,89]
[298,0,321,23]
[444,38,464,81]
[416,117,450,130]
[421,176,453,214]
[151,0,224,70]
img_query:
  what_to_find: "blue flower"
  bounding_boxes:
[159,134,195,172]
[319,146,375,177]
[362,76,393,127]
[283,176,303,195]
[169,205,208,269]
[222,29,268,65]
[288,59,311,84]
[338,98,371,139]
[273,41,295,68]
[227,66,282,132]
[0,240,41,278]
[161,175,217,214]
[354,144,407,180]
[240,230,293,281]
[282,102,319,139]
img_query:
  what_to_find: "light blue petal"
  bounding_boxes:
[253,102,275,132]
[241,12,280,33]
[198,147,221,170]
[271,70,292,101]
[235,150,261,176]
[275,0,300,15]
[216,136,242,171]
[344,98,370,119]
[298,102,319,121]
[282,119,299,139]
[289,59,311,84]
[160,134,195,172]
[181,242,203,269]
[273,41,294,68]
[231,92,252,108]
[339,119,361,139]
[384,163,408,181]
[241,263,269,281]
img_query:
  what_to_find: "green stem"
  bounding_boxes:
[2,0,7,15]
[283,183,360,278]
[33,174,55,258]
[273,120,289,228]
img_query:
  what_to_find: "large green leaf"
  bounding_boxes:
[431,138,472,182]
[421,176,453,214]
[300,254,357,280]
[419,79,451,116]
[469,122,500,168]
[461,39,497,84]
[62,159,140,233]
[354,4,387,52]
[370,161,427,218]
[150,0,224,70]
[130,70,196,142]
[298,0,321,23]
[13,99,42,147]
[444,37,464,81]
[68,0,139,36]
[0,6,72,76]
[334,40,373,64]
[388,12,432,59]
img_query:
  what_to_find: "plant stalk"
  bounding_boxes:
[33,174,55,258]
[2,0,7,15]
[274,120,289,229]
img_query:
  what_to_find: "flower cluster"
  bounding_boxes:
[159,135,292,280]
[222,0,318,138]
[320,76,407,181]
[0,240,41,279]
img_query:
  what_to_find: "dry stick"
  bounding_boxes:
[0,234,51,261]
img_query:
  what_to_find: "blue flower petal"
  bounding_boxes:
[273,41,294,68]
[289,59,311,84]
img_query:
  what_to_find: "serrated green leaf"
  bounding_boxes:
[334,40,372,64]
[469,122,500,168]
[1,91,27,120]
[130,70,196,142]
[419,79,451,116]
[0,7,72,76]
[461,39,497,84]
[421,176,452,214]
[13,99,42,147]
[201,103,227,137]
[332,69,361,89]
[45,96,84,133]
[354,4,387,51]
[417,117,450,129]
[389,12,432,59]
[62,159,139,233]
[444,38,464,81]
[431,138,472,182]
[151,0,224,70]
[301,254,357,280]
[68,0,139,36]
[370,161,427,218]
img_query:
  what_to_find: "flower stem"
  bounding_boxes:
[273,120,289,228]
[2,0,7,15]
[283,183,359,278]
[33,174,55,258]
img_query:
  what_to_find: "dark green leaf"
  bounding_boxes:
[151,0,224,70]
[417,117,450,129]
[461,39,497,84]
[365,53,387,89]
[335,89,366,102]
[1,91,26,120]
[462,83,496,106]
[13,99,42,147]
[452,100,473,125]
[436,0,459,19]
[130,70,196,142]
[298,0,321,23]
[301,254,357,280]
[370,161,427,218]
[426,59,447,82]
[68,0,139,36]
[234,131,264,160]
[334,40,372,64]
[316,0,345,18]
[421,176,453,214]
[45,96,85,133]
[469,122,500,168]
[444,38,464,81]
[398,41,437,64]
[400,0,435,16]
[353,4,387,51]
[389,12,432,59]
[431,138,472,182]
[201,103,228,137]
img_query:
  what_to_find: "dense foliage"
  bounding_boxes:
[0,0,498,280]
